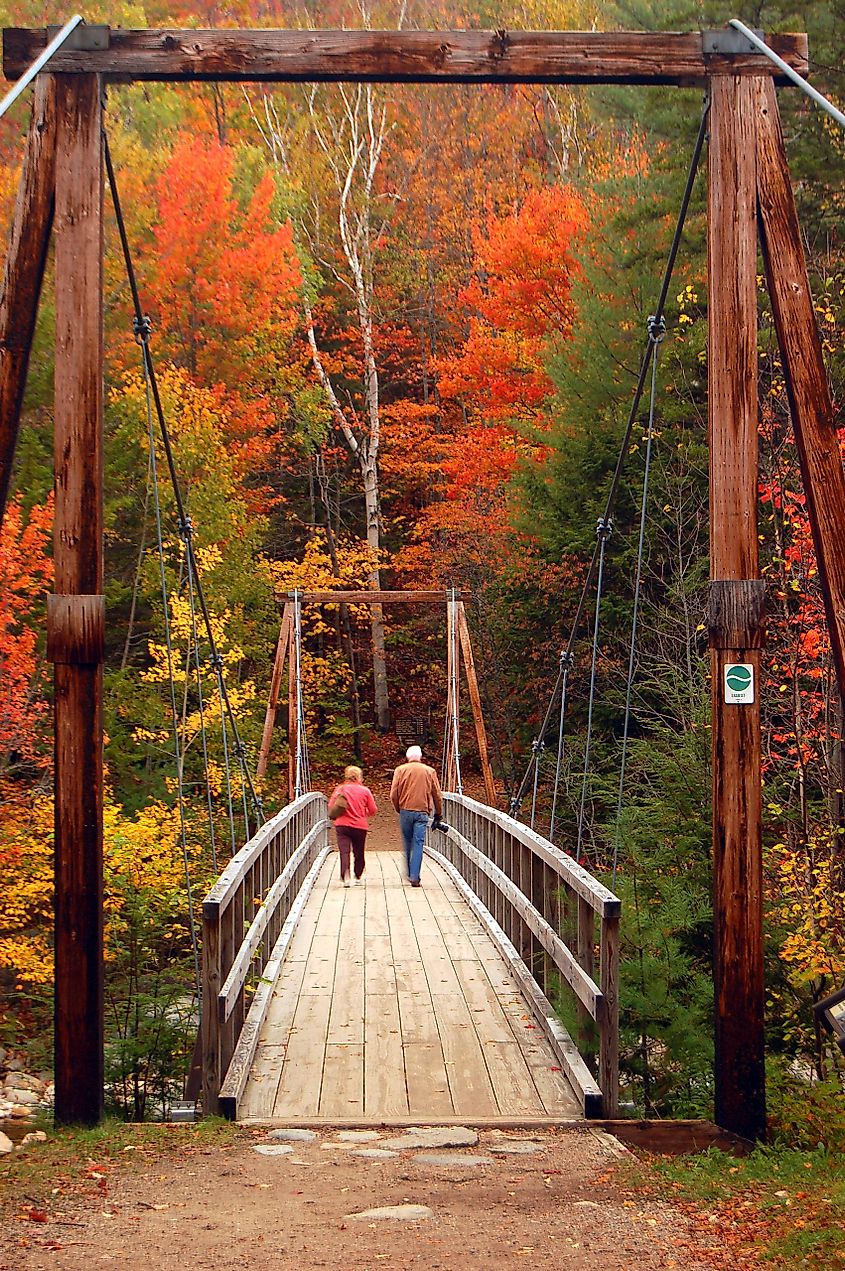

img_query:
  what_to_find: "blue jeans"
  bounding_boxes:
[399,810,429,882]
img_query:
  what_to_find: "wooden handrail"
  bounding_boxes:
[432,793,621,1117]
[452,794,620,916]
[201,791,328,1114]
[218,821,326,1020]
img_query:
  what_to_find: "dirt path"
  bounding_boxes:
[3,1124,730,1271]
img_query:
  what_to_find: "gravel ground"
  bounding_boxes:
[2,1124,731,1271]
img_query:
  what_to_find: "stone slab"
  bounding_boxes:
[381,1126,478,1150]
[415,1152,493,1167]
[268,1128,317,1142]
[489,1141,544,1155]
[350,1148,399,1160]
[348,1204,433,1222]
[253,1143,294,1156]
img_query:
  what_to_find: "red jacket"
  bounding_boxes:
[329,781,377,830]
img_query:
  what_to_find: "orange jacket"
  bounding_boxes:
[390,761,443,816]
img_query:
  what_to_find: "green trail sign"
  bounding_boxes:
[724,662,754,704]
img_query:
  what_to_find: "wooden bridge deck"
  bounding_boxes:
[240,849,581,1123]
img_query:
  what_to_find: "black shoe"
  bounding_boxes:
[410,879,421,888]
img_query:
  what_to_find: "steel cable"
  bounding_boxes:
[612,321,663,886]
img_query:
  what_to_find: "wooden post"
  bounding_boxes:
[599,910,619,1117]
[256,603,292,779]
[201,901,221,1114]
[0,74,57,520]
[755,77,845,703]
[457,603,497,806]
[288,614,297,804]
[707,74,766,1142]
[444,597,457,791]
[50,73,104,1127]
[577,894,596,1059]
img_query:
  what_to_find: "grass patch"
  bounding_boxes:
[626,1068,845,1269]
[1,1116,243,1222]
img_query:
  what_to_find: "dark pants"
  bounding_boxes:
[336,826,367,880]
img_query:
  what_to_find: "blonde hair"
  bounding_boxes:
[344,765,363,782]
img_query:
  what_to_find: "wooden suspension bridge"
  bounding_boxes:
[201,794,618,1124]
[2,22,845,1147]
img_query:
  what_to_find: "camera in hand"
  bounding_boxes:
[431,814,449,833]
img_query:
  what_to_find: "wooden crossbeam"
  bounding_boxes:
[3,28,808,86]
[289,589,464,603]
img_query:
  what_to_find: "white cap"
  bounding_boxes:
[406,745,422,762]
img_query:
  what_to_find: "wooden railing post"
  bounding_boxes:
[220,891,239,1080]
[599,911,620,1116]
[201,902,221,1114]
[577,894,596,1060]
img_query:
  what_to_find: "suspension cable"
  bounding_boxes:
[104,131,265,829]
[183,522,219,873]
[575,516,612,864]
[612,317,664,885]
[529,738,544,829]
[215,652,239,858]
[510,95,710,818]
[142,350,201,996]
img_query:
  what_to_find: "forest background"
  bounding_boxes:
[0,0,843,1123]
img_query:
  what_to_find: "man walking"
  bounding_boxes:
[390,745,443,887]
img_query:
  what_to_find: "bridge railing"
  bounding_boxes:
[428,793,620,1117]
[201,791,329,1115]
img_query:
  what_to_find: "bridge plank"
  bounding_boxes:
[272,991,332,1117]
[364,993,409,1117]
[431,990,498,1117]
[404,1043,453,1119]
[320,1043,364,1117]
[327,894,365,1046]
[484,1042,545,1116]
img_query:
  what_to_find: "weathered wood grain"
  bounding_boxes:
[708,74,766,1143]
[46,593,105,664]
[0,74,56,519]
[707,579,767,649]
[755,76,845,703]
[3,28,808,85]
[52,73,104,1128]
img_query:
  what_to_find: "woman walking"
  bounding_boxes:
[329,765,377,886]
